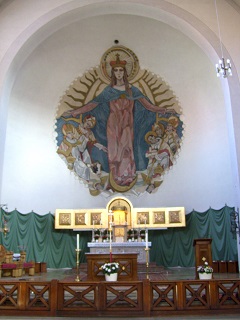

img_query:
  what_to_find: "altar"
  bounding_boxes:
[85,252,139,280]
[88,241,151,263]
[55,197,185,267]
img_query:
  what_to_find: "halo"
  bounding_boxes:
[100,45,140,82]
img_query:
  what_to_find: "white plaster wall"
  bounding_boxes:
[1,13,235,214]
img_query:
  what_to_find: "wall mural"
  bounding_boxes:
[55,45,184,197]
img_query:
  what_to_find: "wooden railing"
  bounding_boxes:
[0,278,239,317]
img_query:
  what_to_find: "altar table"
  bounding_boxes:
[87,241,151,263]
[85,253,138,281]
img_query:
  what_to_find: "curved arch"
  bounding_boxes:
[1,0,239,94]
[0,0,239,205]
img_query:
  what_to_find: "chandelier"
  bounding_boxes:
[214,0,232,78]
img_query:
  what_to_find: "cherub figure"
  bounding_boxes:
[145,130,172,179]
[163,116,181,154]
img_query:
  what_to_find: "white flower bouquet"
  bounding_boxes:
[101,262,120,275]
[197,257,213,274]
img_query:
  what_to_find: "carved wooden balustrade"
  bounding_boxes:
[0,278,239,317]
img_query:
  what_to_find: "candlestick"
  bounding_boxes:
[145,247,150,279]
[109,210,113,263]
[145,228,149,278]
[109,224,112,256]
[77,234,79,250]
[75,248,81,282]
[109,220,113,262]
[145,229,148,249]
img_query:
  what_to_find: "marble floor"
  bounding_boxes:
[3,265,238,282]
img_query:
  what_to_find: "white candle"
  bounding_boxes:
[145,230,148,249]
[77,234,79,250]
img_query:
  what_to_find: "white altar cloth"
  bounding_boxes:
[87,241,151,263]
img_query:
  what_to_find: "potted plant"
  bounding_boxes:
[140,229,145,241]
[101,262,120,281]
[127,229,133,241]
[102,229,108,242]
[94,229,100,242]
[197,257,213,279]
[133,229,138,241]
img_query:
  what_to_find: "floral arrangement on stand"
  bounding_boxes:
[102,228,109,242]
[101,262,120,275]
[127,229,138,241]
[94,229,100,242]
[139,229,146,241]
[197,257,213,274]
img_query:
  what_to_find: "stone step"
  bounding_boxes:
[78,262,164,273]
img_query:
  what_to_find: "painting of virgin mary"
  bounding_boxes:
[56,45,183,195]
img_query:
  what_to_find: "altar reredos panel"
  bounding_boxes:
[55,197,185,230]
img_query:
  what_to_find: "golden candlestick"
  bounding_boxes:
[75,248,81,282]
[145,248,150,279]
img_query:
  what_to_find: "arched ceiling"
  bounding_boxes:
[0,0,236,95]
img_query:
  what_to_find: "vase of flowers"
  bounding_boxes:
[140,229,146,242]
[94,229,100,242]
[127,229,133,241]
[197,257,213,279]
[101,262,120,281]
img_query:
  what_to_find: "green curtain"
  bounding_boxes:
[0,206,237,268]
[150,206,238,267]
[0,209,91,268]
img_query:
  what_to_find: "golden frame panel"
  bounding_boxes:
[55,209,108,230]
[153,210,166,224]
[55,209,74,229]
[55,200,185,230]
[133,207,185,229]
[75,212,87,226]
[136,212,150,225]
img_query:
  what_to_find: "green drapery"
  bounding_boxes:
[150,206,238,267]
[0,206,237,268]
[0,210,91,268]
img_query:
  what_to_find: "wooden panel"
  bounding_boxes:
[193,239,212,276]
[182,281,211,310]
[212,261,219,273]
[150,282,177,311]
[57,282,98,311]
[40,263,47,273]
[102,282,143,311]
[219,261,227,273]
[0,283,19,309]
[227,261,238,273]
[0,277,240,317]
[214,280,240,309]
[85,253,138,281]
